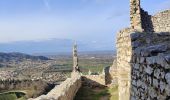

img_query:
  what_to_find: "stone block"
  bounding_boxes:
[165,84,170,96]
[153,78,158,88]
[146,57,157,65]
[130,33,141,41]
[134,64,140,70]
[139,57,145,63]
[154,69,160,79]
[159,81,165,93]
[145,65,153,75]
[165,73,170,85]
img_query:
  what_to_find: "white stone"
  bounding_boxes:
[146,57,156,65]
[159,81,165,93]
[137,80,142,87]
[160,70,165,79]
[134,64,140,70]
[153,78,158,88]
[145,65,153,75]
[165,84,170,96]
[149,87,157,98]
[154,69,160,79]
[140,57,145,63]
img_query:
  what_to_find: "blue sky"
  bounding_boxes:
[0,0,170,48]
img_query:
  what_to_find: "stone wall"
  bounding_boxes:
[115,0,170,100]
[109,59,118,85]
[29,73,82,100]
[116,28,134,100]
[130,0,170,33]
[140,9,153,32]
[152,10,170,32]
[140,9,170,33]
[130,32,170,100]
[116,29,170,100]
[83,74,105,86]
[130,0,142,30]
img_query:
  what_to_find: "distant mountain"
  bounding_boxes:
[0,38,115,54]
[0,52,50,63]
[0,39,74,54]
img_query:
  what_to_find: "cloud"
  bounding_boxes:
[43,0,51,11]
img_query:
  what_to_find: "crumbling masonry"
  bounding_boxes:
[116,0,170,100]
[73,42,80,72]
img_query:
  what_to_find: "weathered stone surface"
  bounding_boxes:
[146,57,156,65]
[157,95,166,100]
[165,84,170,96]
[145,65,153,75]
[165,55,170,64]
[160,71,165,79]
[130,33,141,41]
[153,78,158,88]
[132,41,142,48]
[149,87,157,98]
[154,69,160,79]
[134,64,140,70]
[159,81,165,93]
[144,44,167,56]
[137,80,142,87]
[165,73,170,85]
[139,57,145,63]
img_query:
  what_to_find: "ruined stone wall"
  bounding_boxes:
[140,9,170,33]
[116,0,170,100]
[140,9,153,32]
[130,0,170,33]
[109,58,118,85]
[152,10,170,32]
[29,73,82,100]
[116,28,134,100]
[116,29,170,100]
[130,32,170,100]
[83,74,105,86]
[130,0,142,30]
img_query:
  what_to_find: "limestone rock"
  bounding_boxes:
[165,73,170,85]
[145,65,153,75]
[153,78,158,88]
[154,69,160,79]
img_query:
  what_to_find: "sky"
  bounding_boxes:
[0,0,170,51]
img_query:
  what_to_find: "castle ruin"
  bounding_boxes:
[27,0,170,100]
[116,0,170,100]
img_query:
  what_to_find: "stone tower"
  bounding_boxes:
[130,0,142,31]
[73,42,80,72]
